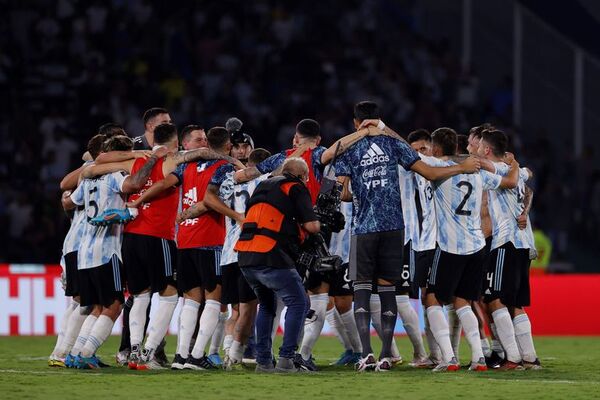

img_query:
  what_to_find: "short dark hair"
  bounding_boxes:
[87,134,106,160]
[431,127,457,156]
[469,123,494,139]
[181,124,203,143]
[354,101,380,122]
[481,129,508,157]
[248,148,271,165]
[296,119,320,138]
[407,129,431,144]
[143,107,168,126]
[103,135,133,152]
[153,123,178,145]
[97,123,125,138]
[207,127,230,149]
[457,134,469,155]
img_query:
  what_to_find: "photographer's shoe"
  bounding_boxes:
[275,357,300,373]
[355,353,377,372]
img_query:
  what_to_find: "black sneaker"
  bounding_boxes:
[183,355,218,370]
[485,351,505,369]
[154,339,169,367]
[171,354,186,370]
[293,353,318,372]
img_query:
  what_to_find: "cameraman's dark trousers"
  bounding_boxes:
[241,266,307,366]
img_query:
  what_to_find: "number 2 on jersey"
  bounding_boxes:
[455,181,473,216]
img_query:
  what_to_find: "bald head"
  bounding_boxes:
[282,157,309,182]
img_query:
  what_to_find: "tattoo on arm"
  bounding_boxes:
[522,185,533,214]
[128,156,159,190]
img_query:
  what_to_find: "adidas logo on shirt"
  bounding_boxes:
[183,187,197,206]
[360,143,390,166]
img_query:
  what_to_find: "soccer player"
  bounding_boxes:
[421,128,519,372]
[180,125,208,150]
[478,130,541,370]
[49,134,107,367]
[133,107,172,150]
[61,136,166,368]
[334,102,480,372]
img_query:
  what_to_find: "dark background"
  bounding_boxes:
[0,0,598,271]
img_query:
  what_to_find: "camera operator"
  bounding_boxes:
[235,157,320,373]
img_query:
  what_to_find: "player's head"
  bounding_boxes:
[207,126,232,154]
[431,127,457,157]
[353,101,380,130]
[467,123,493,155]
[478,129,508,159]
[293,119,321,148]
[153,123,179,153]
[87,134,106,160]
[97,123,125,138]
[407,129,432,156]
[181,124,207,150]
[247,148,271,168]
[457,134,469,155]
[231,134,254,162]
[103,135,134,152]
[143,107,171,133]
[282,157,310,184]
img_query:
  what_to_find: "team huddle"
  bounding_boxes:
[47,101,540,373]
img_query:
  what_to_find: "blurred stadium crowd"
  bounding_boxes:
[0,0,598,269]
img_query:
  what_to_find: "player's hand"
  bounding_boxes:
[366,126,384,136]
[358,119,381,129]
[82,151,93,162]
[152,146,169,159]
[175,212,187,224]
[517,213,528,230]
[503,152,515,165]
[460,156,481,173]
[232,159,246,171]
[125,200,141,209]
[290,143,310,157]
[62,190,72,199]
[235,213,245,226]
[134,150,153,159]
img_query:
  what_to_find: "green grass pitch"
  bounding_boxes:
[0,336,598,400]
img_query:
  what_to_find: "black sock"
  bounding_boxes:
[377,285,397,359]
[119,296,134,352]
[353,282,373,357]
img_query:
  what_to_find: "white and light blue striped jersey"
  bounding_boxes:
[421,156,502,255]
[329,200,353,264]
[70,171,128,270]
[398,166,419,245]
[219,172,269,266]
[489,162,535,250]
[413,173,437,252]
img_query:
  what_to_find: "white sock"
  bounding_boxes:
[51,300,77,357]
[223,334,234,355]
[456,305,484,362]
[191,299,221,359]
[446,304,461,361]
[70,314,97,356]
[81,315,115,358]
[56,305,89,357]
[145,294,178,351]
[426,306,454,363]
[340,309,362,354]
[481,337,492,358]
[513,313,537,363]
[491,308,521,363]
[489,322,506,358]
[209,311,229,355]
[424,308,442,361]
[229,340,245,363]
[177,299,200,358]
[396,295,426,359]
[326,308,351,350]
[271,297,284,343]
[300,293,328,359]
[129,292,151,348]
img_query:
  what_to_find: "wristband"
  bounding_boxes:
[377,120,386,130]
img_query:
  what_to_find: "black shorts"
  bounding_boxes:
[328,263,353,297]
[483,242,531,307]
[414,249,435,289]
[79,255,125,307]
[221,262,257,304]
[177,248,222,293]
[349,230,404,282]
[481,236,494,293]
[122,233,177,295]
[396,241,417,298]
[426,247,486,304]
[64,251,79,297]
